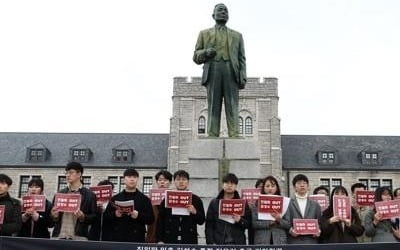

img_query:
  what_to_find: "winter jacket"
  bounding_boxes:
[0,193,22,236]
[18,199,54,238]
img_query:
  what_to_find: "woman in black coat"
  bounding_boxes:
[320,186,364,243]
[18,178,53,238]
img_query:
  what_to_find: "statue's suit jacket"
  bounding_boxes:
[284,198,322,244]
[193,27,246,88]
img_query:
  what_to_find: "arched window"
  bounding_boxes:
[238,117,243,135]
[198,116,206,134]
[245,117,253,135]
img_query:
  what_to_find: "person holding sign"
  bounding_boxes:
[104,168,154,242]
[18,178,53,238]
[320,186,364,243]
[285,174,322,244]
[350,182,371,243]
[50,162,97,240]
[0,174,21,236]
[205,173,251,245]
[156,170,205,244]
[146,170,172,243]
[364,187,400,242]
[251,176,290,245]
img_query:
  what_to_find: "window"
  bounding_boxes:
[198,116,206,134]
[72,149,87,161]
[142,177,153,195]
[19,175,41,197]
[238,117,243,135]
[82,176,91,188]
[319,178,342,193]
[29,149,44,162]
[26,144,50,162]
[245,117,253,135]
[317,151,337,165]
[58,176,67,191]
[359,178,393,191]
[361,151,381,165]
[108,176,125,193]
[114,150,130,162]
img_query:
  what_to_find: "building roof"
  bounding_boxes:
[281,135,400,170]
[0,132,169,168]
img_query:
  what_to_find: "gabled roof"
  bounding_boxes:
[0,132,169,168]
[282,135,400,170]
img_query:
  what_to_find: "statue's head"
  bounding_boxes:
[212,3,229,24]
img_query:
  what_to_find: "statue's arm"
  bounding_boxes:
[238,33,247,86]
[193,31,208,65]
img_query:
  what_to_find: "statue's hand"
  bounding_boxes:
[205,48,216,58]
[238,81,245,89]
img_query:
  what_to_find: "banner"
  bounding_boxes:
[0,205,4,224]
[165,190,192,208]
[53,193,81,212]
[149,188,167,205]
[219,199,246,216]
[355,190,375,207]
[258,195,284,213]
[293,218,319,235]
[309,194,329,211]
[1,236,400,250]
[89,185,113,203]
[333,195,351,221]
[375,199,400,219]
[240,188,261,205]
[22,195,46,212]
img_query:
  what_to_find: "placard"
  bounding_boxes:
[293,219,319,235]
[113,200,134,214]
[375,199,400,219]
[0,205,5,224]
[257,195,290,220]
[241,188,261,205]
[149,188,167,205]
[309,194,329,211]
[333,195,351,221]
[219,199,246,216]
[89,185,113,203]
[165,190,192,208]
[54,193,81,212]
[258,195,284,214]
[355,190,375,206]
[22,195,46,212]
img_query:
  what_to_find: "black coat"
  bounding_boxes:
[205,190,251,245]
[156,193,205,244]
[0,193,22,236]
[18,199,54,238]
[51,187,97,238]
[103,189,154,242]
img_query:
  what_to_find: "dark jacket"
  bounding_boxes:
[51,187,97,238]
[320,206,364,243]
[18,199,54,238]
[0,193,22,236]
[205,190,251,245]
[87,203,113,241]
[156,193,205,244]
[103,189,154,242]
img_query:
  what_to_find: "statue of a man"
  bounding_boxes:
[193,3,246,137]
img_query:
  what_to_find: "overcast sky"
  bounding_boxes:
[1,0,399,135]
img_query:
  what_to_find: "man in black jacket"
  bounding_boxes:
[156,170,205,244]
[103,168,154,242]
[50,162,97,240]
[205,173,251,245]
[0,174,22,236]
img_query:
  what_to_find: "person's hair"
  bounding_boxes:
[261,176,281,195]
[155,170,172,182]
[394,187,400,198]
[98,179,114,190]
[351,183,366,193]
[313,185,330,195]
[323,186,353,219]
[28,178,44,192]
[214,3,227,11]
[173,170,189,180]
[66,161,84,174]
[374,186,393,202]
[292,174,309,186]
[255,178,264,188]
[123,168,139,177]
[222,173,238,185]
[0,174,12,186]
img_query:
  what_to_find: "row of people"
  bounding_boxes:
[1,163,400,244]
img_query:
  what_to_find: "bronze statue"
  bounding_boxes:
[193,3,246,137]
